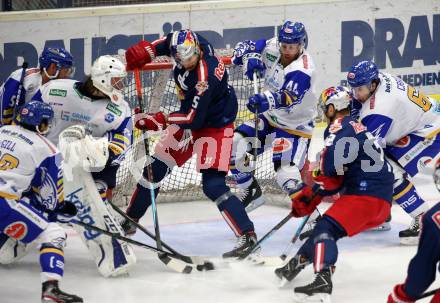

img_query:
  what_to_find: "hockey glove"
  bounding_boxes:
[125,40,156,70]
[387,284,415,303]
[247,91,276,114]
[242,52,265,80]
[135,111,168,131]
[49,201,78,223]
[290,184,323,217]
[312,168,344,195]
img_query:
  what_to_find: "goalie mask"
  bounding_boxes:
[91,55,127,103]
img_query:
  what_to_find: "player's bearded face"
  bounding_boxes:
[279,43,301,60]
[351,85,372,102]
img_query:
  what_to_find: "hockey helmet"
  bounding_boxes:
[39,47,74,79]
[319,86,352,113]
[91,55,127,103]
[346,60,379,88]
[278,21,307,45]
[16,101,54,134]
[170,30,201,64]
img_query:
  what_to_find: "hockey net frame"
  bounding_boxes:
[112,51,290,207]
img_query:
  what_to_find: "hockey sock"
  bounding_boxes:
[202,169,254,236]
[393,178,429,217]
[126,157,170,220]
[40,244,64,282]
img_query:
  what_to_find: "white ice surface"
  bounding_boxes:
[1,180,439,303]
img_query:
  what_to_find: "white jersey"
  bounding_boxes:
[261,37,317,138]
[34,79,132,148]
[356,72,440,145]
[0,125,63,210]
[0,67,42,125]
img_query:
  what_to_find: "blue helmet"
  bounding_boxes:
[170,30,200,64]
[347,60,379,87]
[17,101,54,127]
[39,47,73,70]
[278,21,307,45]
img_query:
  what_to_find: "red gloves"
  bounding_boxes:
[312,169,344,193]
[290,185,323,217]
[125,40,156,70]
[387,284,415,303]
[134,111,167,131]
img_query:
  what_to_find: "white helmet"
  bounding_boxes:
[319,86,352,112]
[91,55,127,103]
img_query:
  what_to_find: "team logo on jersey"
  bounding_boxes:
[394,136,411,148]
[49,89,67,97]
[349,121,366,134]
[195,81,209,95]
[105,113,115,123]
[433,211,440,229]
[4,221,27,240]
[106,103,122,116]
[272,138,292,154]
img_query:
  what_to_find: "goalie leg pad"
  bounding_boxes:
[64,166,136,277]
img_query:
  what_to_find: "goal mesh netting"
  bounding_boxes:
[112,53,290,207]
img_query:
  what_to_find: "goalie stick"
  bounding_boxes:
[73,220,212,274]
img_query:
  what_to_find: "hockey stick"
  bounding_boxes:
[72,220,207,274]
[11,62,28,121]
[418,287,440,299]
[239,191,320,261]
[107,199,214,269]
[134,68,165,259]
[279,214,311,261]
[251,72,259,174]
[238,212,294,261]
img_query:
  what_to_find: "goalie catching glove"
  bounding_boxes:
[59,125,109,171]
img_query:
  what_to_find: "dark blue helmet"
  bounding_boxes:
[17,101,54,127]
[347,60,379,87]
[39,47,73,70]
[278,21,307,45]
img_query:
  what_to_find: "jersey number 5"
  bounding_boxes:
[407,86,432,112]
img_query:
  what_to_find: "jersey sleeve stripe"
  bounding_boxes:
[168,109,196,124]
[197,58,208,83]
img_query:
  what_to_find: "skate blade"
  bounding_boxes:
[400,236,419,246]
[278,277,289,288]
[245,197,266,212]
[293,293,331,303]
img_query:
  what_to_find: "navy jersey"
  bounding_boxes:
[404,202,440,299]
[152,33,237,129]
[321,116,394,202]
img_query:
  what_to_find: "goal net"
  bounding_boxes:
[112,52,294,207]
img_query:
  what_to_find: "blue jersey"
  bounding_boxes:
[321,116,394,202]
[153,33,237,129]
[404,202,440,299]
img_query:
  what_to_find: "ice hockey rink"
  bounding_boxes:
[1,176,438,303]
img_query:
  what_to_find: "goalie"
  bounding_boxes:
[31,55,136,277]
